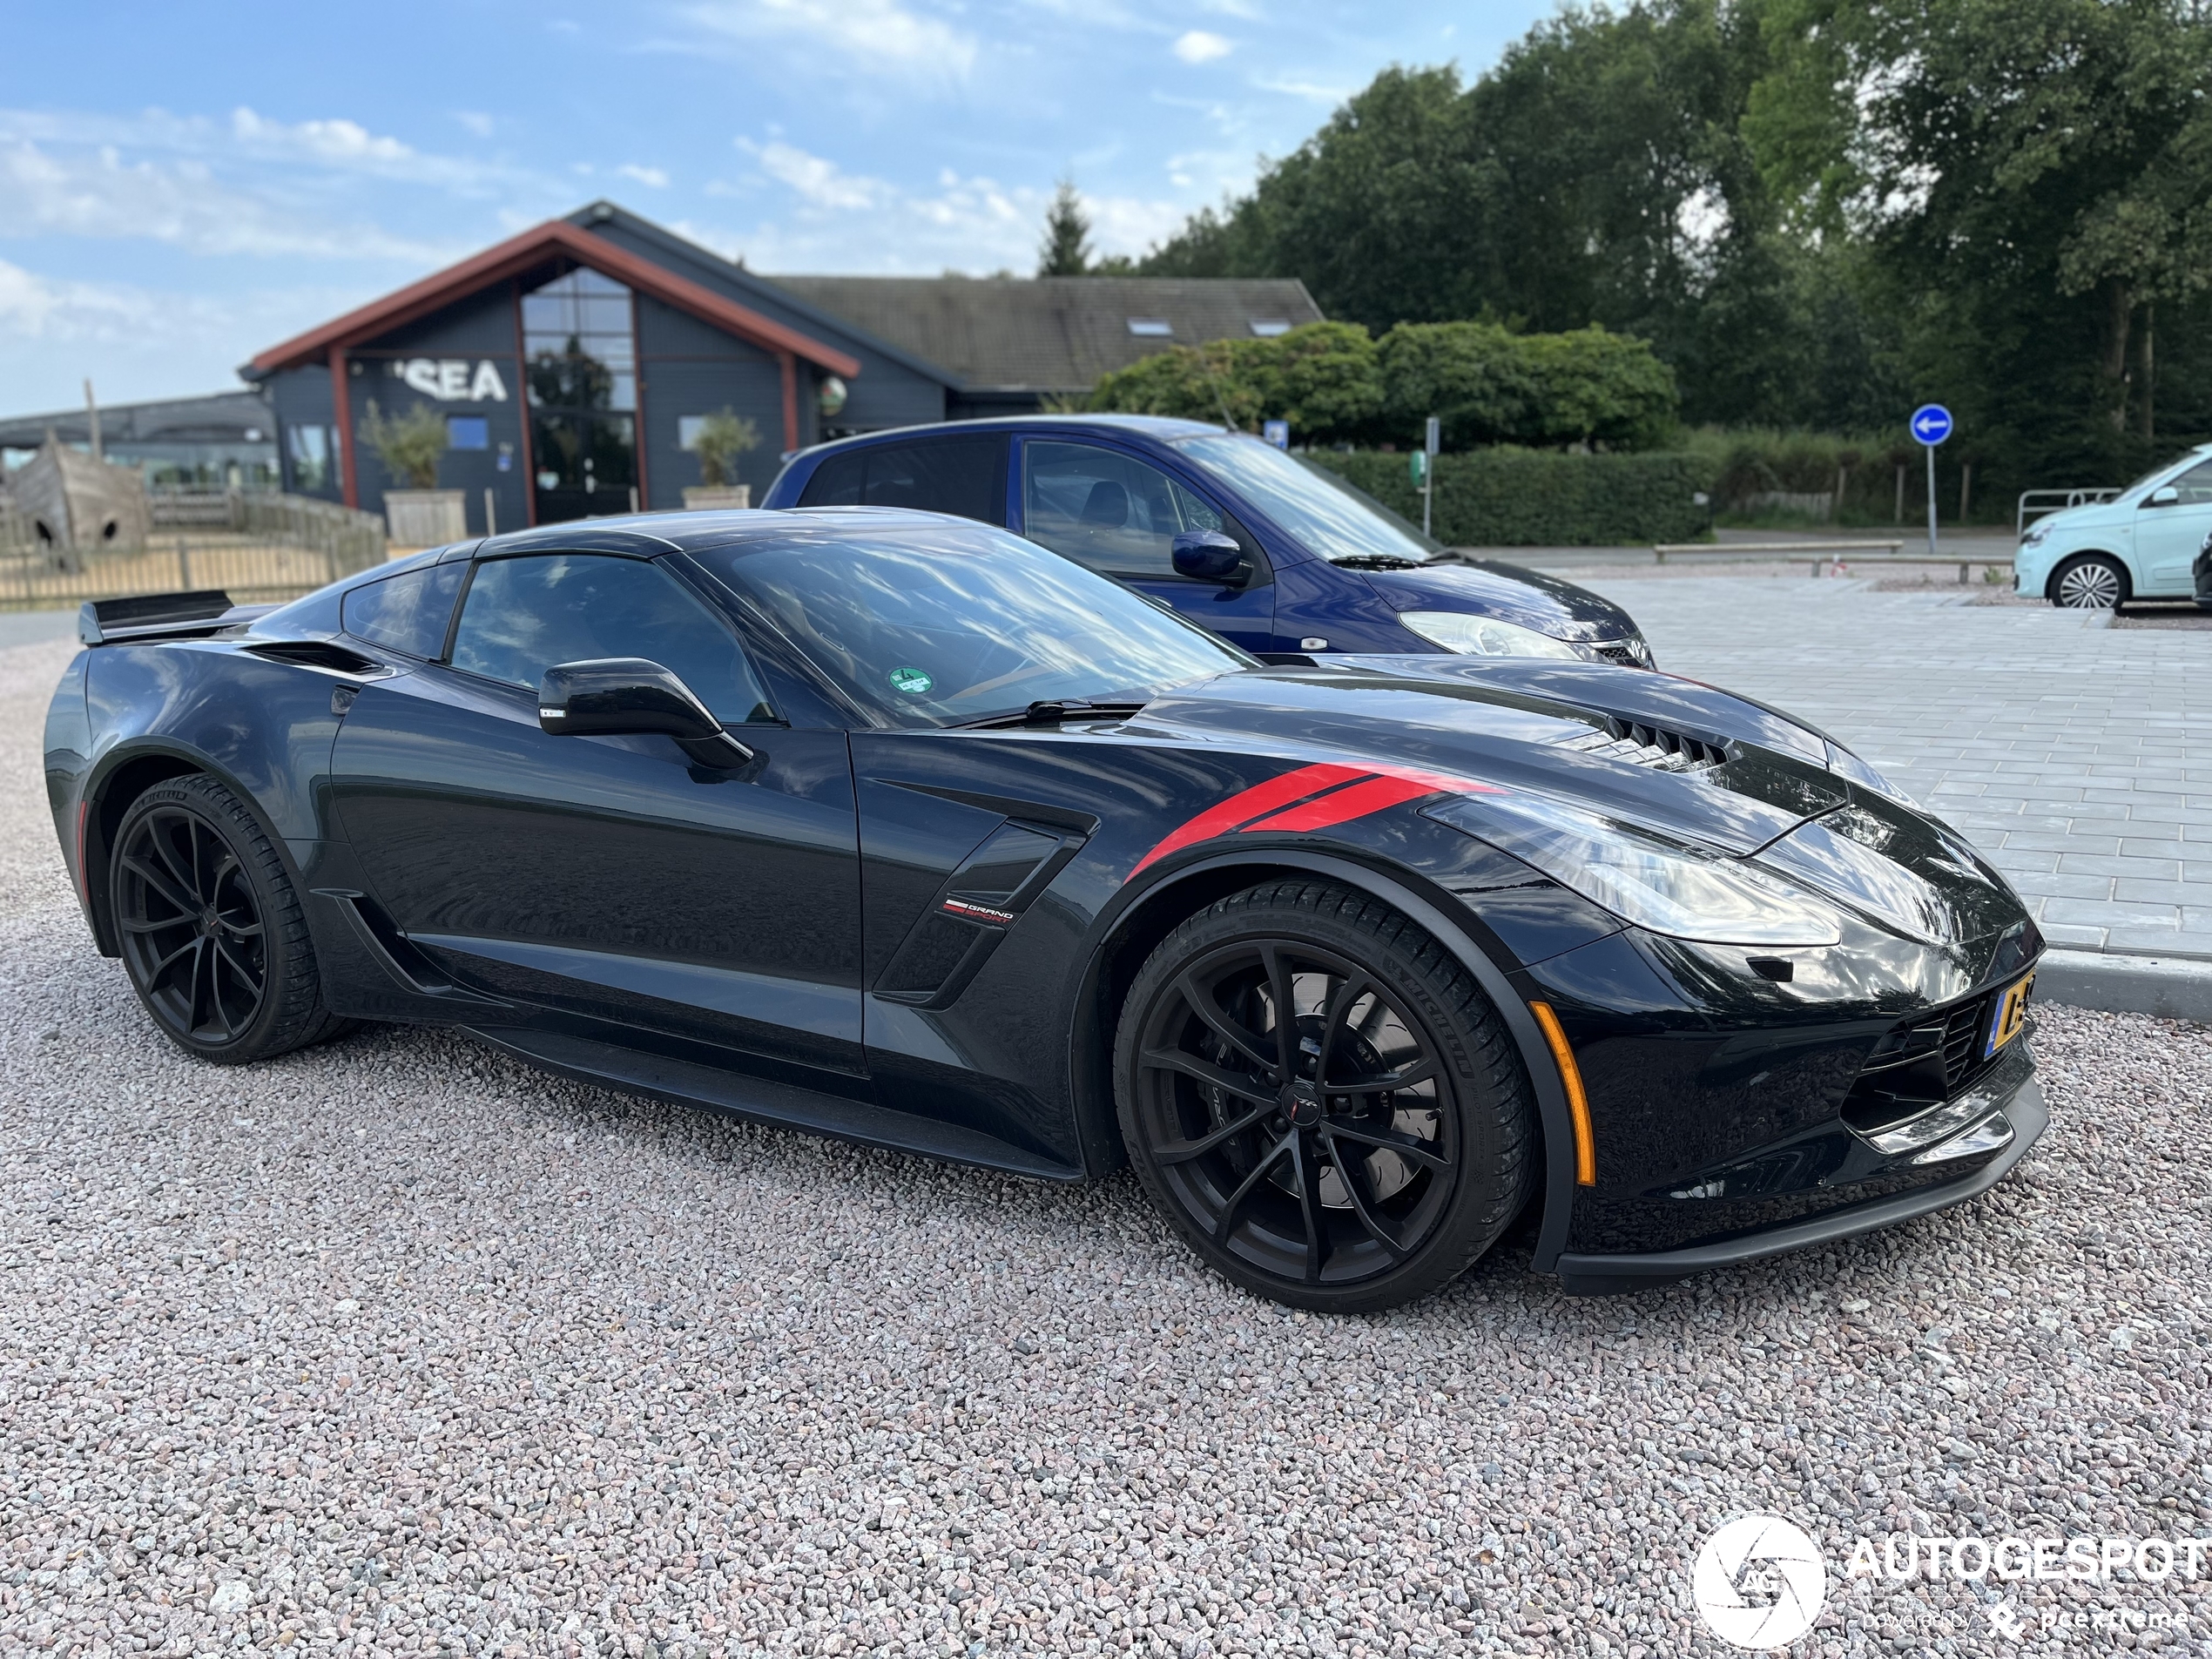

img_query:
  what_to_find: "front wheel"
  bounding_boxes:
[1114,880,1535,1312]
[2051,554,2128,609]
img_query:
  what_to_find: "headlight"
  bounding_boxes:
[2020,520,2051,549]
[1399,611,1585,660]
[1426,792,1844,946]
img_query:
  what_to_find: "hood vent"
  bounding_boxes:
[1557,717,1728,773]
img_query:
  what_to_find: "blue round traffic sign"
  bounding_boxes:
[1910,403,1953,446]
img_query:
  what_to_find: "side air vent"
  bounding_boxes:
[1557,718,1728,773]
[245,639,387,676]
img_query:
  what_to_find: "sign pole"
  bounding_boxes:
[1908,403,1953,560]
[1423,415,1440,540]
[1925,442,1938,559]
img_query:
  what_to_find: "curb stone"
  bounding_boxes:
[2037,948,2212,1024]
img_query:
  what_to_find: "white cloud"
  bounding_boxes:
[0,139,449,261]
[0,258,368,407]
[1251,72,1348,104]
[615,163,671,188]
[740,138,890,212]
[680,0,977,85]
[1199,0,1261,13]
[455,111,496,138]
[1172,30,1234,64]
[230,107,413,165]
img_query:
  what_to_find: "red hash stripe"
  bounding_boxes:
[1239,772,1449,833]
[1129,762,1366,876]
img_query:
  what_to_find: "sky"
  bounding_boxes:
[0,0,1558,414]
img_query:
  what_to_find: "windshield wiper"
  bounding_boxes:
[954,698,1150,730]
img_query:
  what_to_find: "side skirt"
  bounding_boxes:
[462,1023,1082,1183]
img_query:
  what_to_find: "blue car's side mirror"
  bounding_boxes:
[1171,529,1244,582]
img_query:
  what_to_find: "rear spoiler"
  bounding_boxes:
[78,590,280,646]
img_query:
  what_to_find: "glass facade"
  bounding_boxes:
[522,267,639,523]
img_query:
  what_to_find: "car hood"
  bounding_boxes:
[1127,658,1920,857]
[1358,558,1643,644]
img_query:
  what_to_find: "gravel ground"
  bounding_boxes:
[3,633,2209,1659]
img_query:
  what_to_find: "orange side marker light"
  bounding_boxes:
[1528,1001,1595,1187]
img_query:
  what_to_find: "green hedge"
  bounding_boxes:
[1305,448,1717,546]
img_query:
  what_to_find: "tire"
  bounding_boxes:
[1114,880,1534,1312]
[2050,554,2128,610]
[109,773,351,1063]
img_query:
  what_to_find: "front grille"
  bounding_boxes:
[1558,717,1728,773]
[1843,991,2002,1133]
[1595,644,1642,666]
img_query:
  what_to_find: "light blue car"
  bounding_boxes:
[2014,442,2212,608]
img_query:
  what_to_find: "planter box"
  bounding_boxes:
[681,485,752,511]
[384,489,468,547]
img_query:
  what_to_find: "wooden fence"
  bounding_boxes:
[0,489,386,610]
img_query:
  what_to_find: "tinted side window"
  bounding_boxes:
[448,555,773,725]
[341,561,467,659]
[1022,441,1231,577]
[798,437,1008,524]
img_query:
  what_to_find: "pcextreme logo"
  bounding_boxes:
[1692,1514,1827,1649]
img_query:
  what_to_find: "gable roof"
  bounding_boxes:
[564,203,961,390]
[246,219,861,379]
[765,275,1326,394]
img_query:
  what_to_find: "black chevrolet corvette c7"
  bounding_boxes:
[44,508,2047,1311]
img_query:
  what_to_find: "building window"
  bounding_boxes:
[1248,319,1291,337]
[447,416,490,449]
[1126,318,1174,337]
[523,268,637,413]
[287,424,337,491]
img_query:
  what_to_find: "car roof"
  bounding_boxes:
[469,504,1005,561]
[792,413,1230,457]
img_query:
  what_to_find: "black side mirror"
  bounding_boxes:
[1171,529,1245,583]
[538,658,753,768]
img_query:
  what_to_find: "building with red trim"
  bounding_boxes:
[240,201,1323,536]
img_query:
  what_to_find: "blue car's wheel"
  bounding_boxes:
[111,774,349,1062]
[1115,880,1534,1312]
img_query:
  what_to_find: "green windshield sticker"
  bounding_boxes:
[888,666,934,696]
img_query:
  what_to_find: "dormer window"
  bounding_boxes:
[1248,319,1291,337]
[1126,319,1174,337]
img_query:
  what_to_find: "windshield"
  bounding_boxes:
[1174,433,1443,563]
[694,517,1250,728]
[2120,451,2212,498]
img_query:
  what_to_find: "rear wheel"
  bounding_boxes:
[1115,880,1534,1312]
[110,774,349,1062]
[2051,554,2128,609]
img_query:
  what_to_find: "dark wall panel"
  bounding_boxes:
[638,359,786,508]
[637,296,774,363]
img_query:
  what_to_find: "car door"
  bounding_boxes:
[795,433,1009,524]
[1014,437,1276,651]
[329,548,866,1078]
[2136,457,2212,596]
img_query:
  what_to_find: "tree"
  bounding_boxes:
[359,401,446,490]
[1037,179,1093,276]
[691,409,761,487]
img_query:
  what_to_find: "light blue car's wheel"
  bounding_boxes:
[2052,555,2127,609]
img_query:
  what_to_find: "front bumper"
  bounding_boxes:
[1554,1043,2046,1294]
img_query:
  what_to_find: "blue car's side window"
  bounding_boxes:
[1022,441,1228,577]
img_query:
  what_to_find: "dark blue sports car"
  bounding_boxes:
[762,415,1656,667]
[45,509,2045,1310]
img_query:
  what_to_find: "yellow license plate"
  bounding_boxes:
[1984,971,2035,1058]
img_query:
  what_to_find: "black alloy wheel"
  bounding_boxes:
[110,774,348,1062]
[2052,555,2128,610]
[1116,880,1534,1312]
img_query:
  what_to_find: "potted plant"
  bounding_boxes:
[362,401,466,546]
[683,409,761,510]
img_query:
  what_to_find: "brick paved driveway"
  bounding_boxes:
[1575,576,2211,960]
